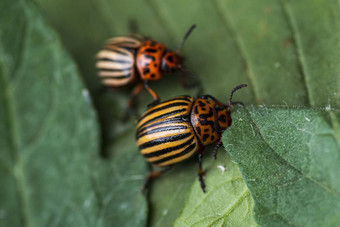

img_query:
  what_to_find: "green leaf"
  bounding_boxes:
[89,129,148,227]
[146,151,257,227]
[0,0,99,226]
[0,1,147,227]
[172,151,257,227]
[222,107,340,227]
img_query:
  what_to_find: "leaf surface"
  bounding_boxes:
[0,1,147,227]
[172,152,257,227]
[222,106,340,226]
[0,0,100,226]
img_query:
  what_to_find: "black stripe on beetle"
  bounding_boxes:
[99,68,132,72]
[137,124,188,139]
[141,102,190,120]
[139,132,192,149]
[101,75,131,80]
[167,96,192,102]
[138,108,188,129]
[152,143,196,165]
[97,58,132,64]
[137,117,187,136]
[120,41,140,46]
[104,48,129,56]
[143,136,195,158]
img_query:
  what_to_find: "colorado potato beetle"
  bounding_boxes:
[136,84,247,192]
[96,24,197,112]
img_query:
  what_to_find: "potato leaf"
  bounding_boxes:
[223,106,340,226]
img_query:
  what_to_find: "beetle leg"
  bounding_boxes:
[142,166,172,192]
[128,81,144,108]
[213,140,224,160]
[144,81,160,108]
[198,146,206,193]
[123,81,144,120]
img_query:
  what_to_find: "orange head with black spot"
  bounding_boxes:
[216,107,231,133]
[161,24,196,74]
[216,84,248,133]
[160,51,183,73]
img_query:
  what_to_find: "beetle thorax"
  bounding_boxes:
[136,40,165,81]
[190,98,220,146]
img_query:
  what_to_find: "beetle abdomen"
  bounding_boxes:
[137,119,198,166]
[96,35,144,87]
[136,96,198,166]
[136,96,193,130]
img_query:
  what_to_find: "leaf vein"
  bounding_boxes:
[280,0,313,106]
[200,190,250,227]
[245,108,340,196]
[329,111,340,151]
[212,0,261,103]
[0,23,31,227]
[184,178,244,222]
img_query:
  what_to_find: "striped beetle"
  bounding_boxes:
[96,25,196,112]
[136,84,247,192]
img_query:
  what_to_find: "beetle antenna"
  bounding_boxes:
[228,84,247,111]
[176,24,197,53]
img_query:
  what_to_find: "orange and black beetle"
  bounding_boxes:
[96,25,196,110]
[136,84,247,192]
